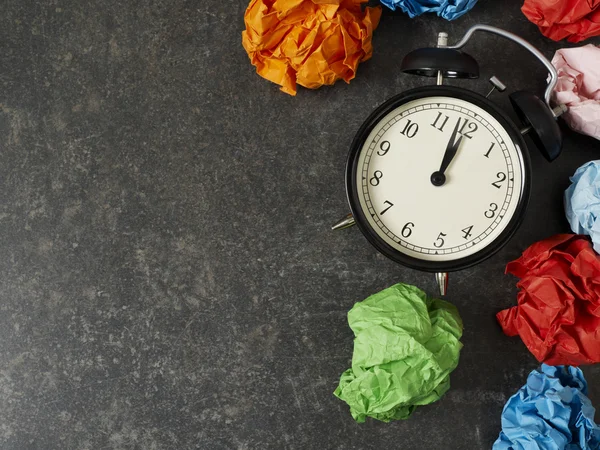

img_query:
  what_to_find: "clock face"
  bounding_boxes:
[348,88,530,272]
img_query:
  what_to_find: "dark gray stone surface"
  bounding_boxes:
[1,0,600,449]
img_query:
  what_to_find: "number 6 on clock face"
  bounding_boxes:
[347,86,530,273]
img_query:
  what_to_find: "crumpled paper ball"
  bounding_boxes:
[241,0,381,96]
[522,0,600,43]
[493,365,600,450]
[334,283,463,423]
[380,0,478,20]
[565,161,600,250]
[552,45,600,140]
[497,234,600,366]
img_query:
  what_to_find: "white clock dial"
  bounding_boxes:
[355,96,525,262]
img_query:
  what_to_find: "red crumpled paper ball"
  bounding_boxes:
[497,234,600,366]
[522,0,600,43]
[242,0,381,95]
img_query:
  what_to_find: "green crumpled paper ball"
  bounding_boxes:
[334,283,463,423]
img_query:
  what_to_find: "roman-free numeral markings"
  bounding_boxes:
[400,119,419,138]
[457,117,478,139]
[361,102,519,256]
[431,114,478,139]
[378,141,390,156]
[492,172,506,189]
[462,226,473,239]
[434,232,447,248]
[380,201,394,215]
[485,203,499,218]
[401,222,414,238]
[370,171,383,186]
[431,112,450,132]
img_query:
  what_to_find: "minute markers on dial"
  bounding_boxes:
[365,196,512,252]
[360,99,521,256]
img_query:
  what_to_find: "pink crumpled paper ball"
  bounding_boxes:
[552,44,600,140]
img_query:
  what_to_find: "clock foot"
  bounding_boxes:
[436,272,448,296]
[331,213,355,231]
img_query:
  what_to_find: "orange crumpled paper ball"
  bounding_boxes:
[242,0,381,95]
[497,234,600,366]
[522,0,600,43]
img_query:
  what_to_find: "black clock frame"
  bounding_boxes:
[346,85,532,273]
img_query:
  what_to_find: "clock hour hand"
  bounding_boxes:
[431,120,463,187]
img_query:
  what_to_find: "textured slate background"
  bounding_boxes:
[1,0,600,449]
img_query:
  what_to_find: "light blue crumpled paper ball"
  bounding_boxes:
[379,0,478,20]
[493,365,600,450]
[565,161,600,254]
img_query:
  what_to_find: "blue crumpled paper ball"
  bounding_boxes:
[380,0,478,20]
[493,365,600,450]
[565,161,600,254]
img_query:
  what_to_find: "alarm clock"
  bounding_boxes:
[333,25,567,295]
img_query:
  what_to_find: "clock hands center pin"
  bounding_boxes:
[431,119,464,187]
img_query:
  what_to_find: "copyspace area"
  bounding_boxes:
[0,1,599,449]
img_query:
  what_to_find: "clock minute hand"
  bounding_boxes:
[431,120,463,187]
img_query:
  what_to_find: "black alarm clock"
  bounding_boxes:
[333,25,567,295]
